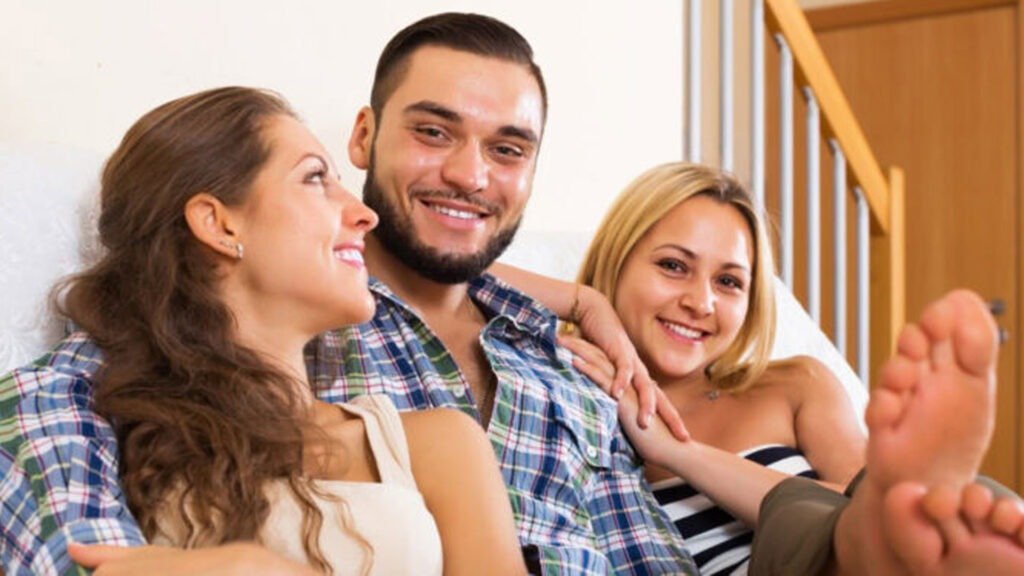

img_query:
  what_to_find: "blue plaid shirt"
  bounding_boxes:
[0,274,695,575]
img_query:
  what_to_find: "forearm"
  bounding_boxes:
[620,389,799,527]
[489,262,580,320]
[652,440,799,527]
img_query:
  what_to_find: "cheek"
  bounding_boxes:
[497,166,532,190]
[492,165,533,201]
[613,273,661,336]
[721,298,750,337]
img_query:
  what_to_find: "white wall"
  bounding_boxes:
[0,1,682,234]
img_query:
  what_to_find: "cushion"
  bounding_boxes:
[0,142,103,372]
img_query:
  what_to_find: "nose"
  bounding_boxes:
[335,181,378,232]
[441,142,489,194]
[680,279,715,317]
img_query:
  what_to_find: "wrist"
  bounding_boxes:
[650,434,702,472]
[567,282,583,325]
[572,284,603,324]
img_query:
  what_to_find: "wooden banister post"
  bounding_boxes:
[869,166,905,386]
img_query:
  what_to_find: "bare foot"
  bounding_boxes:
[866,289,997,490]
[834,289,999,575]
[883,482,1024,575]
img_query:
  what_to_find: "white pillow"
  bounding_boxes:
[500,229,868,418]
[0,142,103,372]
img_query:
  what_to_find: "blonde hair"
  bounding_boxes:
[577,162,777,393]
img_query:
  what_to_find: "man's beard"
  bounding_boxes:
[362,155,521,285]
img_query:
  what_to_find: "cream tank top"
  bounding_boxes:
[152,394,444,575]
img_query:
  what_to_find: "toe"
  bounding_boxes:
[961,483,995,528]
[919,294,957,369]
[990,499,1024,537]
[879,356,920,393]
[885,482,943,572]
[866,387,906,431]
[949,290,999,378]
[896,323,929,361]
[922,484,961,522]
[919,293,955,343]
[923,484,971,548]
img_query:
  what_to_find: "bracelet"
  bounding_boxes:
[568,283,583,325]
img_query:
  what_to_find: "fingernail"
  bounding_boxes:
[614,388,624,399]
[644,413,653,427]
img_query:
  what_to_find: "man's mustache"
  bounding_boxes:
[409,190,502,216]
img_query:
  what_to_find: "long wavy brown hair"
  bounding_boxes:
[58,86,350,573]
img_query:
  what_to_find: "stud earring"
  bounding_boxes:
[218,240,244,260]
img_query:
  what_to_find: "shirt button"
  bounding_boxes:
[453,387,466,398]
[586,445,598,459]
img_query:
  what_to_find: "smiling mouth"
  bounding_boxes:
[424,202,483,221]
[660,319,710,341]
[333,247,365,267]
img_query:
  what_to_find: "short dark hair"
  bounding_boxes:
[370,12,548,122]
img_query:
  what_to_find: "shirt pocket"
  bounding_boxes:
[547,382,614,471]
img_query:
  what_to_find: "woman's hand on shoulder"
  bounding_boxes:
[561,327,688,438]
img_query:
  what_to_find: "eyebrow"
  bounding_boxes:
[292,153,328,170]
[404,100,540,144]
[656,243,750,273]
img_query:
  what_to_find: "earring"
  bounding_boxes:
[218,239,244,260]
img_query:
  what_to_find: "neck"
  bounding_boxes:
[238,329,312,402]
[364,234,475,319]
[657,368,717,401]
[220,283,315,407]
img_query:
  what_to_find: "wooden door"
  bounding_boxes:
[806,0,1022,491]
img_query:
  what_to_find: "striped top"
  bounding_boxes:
[651,444,820,576]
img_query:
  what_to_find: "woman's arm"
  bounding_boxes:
[566,335,845,528]
[68,542,319,576]
[403,409,526,576]
[616,386,821,528]
[789,356,867,486]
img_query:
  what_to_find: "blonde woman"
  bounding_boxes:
[497,162,864,574]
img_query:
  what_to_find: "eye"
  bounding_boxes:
[718,274,746,291]
[492,144,524,159]
[656,258,688,274]
[304,167,327,186]
[414,125,449,143]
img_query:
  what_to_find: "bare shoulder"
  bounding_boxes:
[399,409,505,514]
[399,408,486,447]
[758,355,844,404]
[400,409,494,475]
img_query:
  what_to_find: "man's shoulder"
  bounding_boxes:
[1,332,103,418]
[0,333,113,452]
[471,273,557,329]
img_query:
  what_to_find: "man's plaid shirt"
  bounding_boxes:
[0,274,695,575]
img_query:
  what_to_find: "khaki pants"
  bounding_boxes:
[750,471,1016,575]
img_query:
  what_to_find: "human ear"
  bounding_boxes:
[184,193,242,260]
[347,106,375,170]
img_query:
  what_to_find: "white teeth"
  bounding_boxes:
[334,248,364,264]
[429,204,479,220]
[662,320,703,339]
